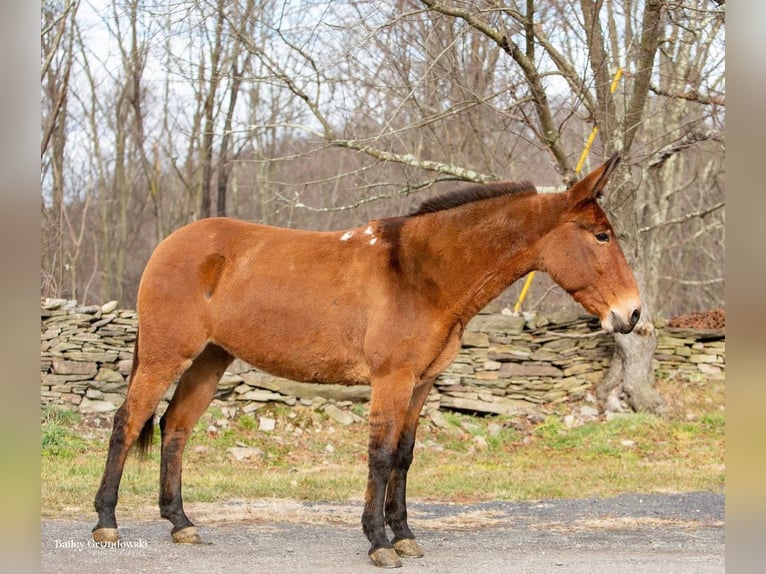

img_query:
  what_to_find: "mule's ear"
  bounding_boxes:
[568,152,621,203]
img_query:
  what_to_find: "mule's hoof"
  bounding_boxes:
[171,526,202,544]
[393,538,424,558]
[369,547,402,568]
[92,528,119,543]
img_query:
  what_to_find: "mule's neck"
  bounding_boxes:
[397,191,566,323]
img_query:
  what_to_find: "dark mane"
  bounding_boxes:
[411,181,538,216]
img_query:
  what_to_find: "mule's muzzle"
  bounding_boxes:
[607,306,641,334]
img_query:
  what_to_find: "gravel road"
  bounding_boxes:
[41,491,723,573]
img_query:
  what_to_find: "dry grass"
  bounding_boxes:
[41,375,724,519]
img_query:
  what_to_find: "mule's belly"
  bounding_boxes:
[208,279,374,386]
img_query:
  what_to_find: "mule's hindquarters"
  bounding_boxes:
[92,317,232,543]
[92,332,186,542]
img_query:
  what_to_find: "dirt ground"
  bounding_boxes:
[41,491,723,574]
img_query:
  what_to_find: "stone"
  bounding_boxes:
[542,338,578,352]
[52,360,97,377]
[439,395,537,416]
[239,373,281,391]
[467,314,526,335]
[323,404,355,426]
[545,308,584,325]
[482,360,502,371]
[487,347,531,361]
[461,331,490,348]
[697,363,722,375]
[472,435,488,449]
[94,368,125,383]
[562,363,593,377]
[689,354,719,364]
[267,379,371,402]
[116,359,134,375]
[241,390,284,402]
[529,349,559,362]
[63,351,119,363]
[99,380,128,393]
[101,393,125,407]
[227,447,263,462]
[258,416,276,432]
[580,405,599,417]
[42,373,94,384]
[79,397,116,413]
[100,300,118,314]
[60,393,82,405]
[219,372,244,386]
[499,363,563,378]
[428,410,451,429]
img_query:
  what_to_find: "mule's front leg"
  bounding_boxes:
[384,380,433,559]
[363,372,415,568]
[363,444,401,568]
[384,438,423,559]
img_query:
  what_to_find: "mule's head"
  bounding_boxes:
[536,153,641,334]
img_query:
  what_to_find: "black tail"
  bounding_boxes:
[135,415,155,459]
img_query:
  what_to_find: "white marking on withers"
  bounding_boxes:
[363,225,378,245]
[340,231,354,241]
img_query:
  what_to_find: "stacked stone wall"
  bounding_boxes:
[40,299,725,416]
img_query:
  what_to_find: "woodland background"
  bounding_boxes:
[40,0,725,318]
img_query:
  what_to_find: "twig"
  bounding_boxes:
[639,201,724,233]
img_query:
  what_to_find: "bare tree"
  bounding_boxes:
[41,0,80,297]
[237,0,724,414]
[41,0,724,353]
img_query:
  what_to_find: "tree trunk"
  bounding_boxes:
[597,169,667,415]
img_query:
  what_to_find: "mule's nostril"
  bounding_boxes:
[630,308,641,327]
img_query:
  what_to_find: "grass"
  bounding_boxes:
[40,374,724,518]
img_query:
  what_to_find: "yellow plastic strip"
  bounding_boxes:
[574,127,599,175]
[514,271,536,313]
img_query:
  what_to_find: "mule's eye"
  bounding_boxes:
[595,232,610,243]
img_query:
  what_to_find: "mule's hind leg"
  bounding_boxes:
[384,379,434,559]
[93,349,191,543]
[159,344,233,543]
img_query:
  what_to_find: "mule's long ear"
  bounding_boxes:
[568,152,621,204]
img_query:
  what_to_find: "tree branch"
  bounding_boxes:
[421,0,574,182]
[623,0,664,151]
[293,177,451,212]
[649,84,725,107]
[648,129,725,169]
[639,201,724,233]
[239,21,493,184]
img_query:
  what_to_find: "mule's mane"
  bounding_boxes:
[411,180,537,216]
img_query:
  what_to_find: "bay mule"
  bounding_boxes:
[93,153,640,567]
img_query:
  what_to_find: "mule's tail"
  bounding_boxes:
[135,415,155,460]
[125,333,155,459]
